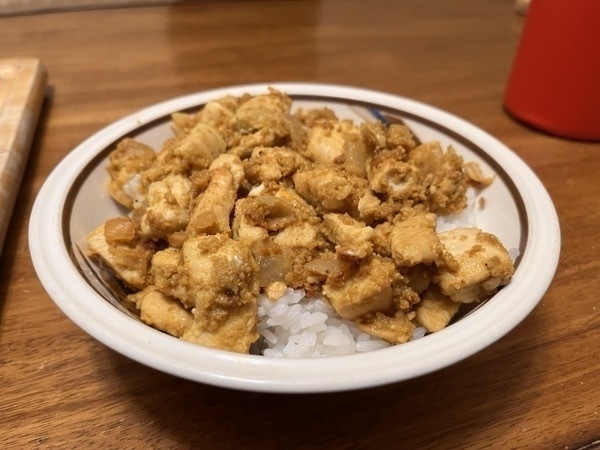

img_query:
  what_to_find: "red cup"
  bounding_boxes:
[504,0,600,141]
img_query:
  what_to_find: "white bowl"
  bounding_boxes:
[29,83,560,393]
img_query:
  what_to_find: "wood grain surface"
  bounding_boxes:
[1,1,599,448]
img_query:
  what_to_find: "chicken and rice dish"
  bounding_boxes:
[87,89,515,355]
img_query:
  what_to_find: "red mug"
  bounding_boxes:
[504,0,600,141]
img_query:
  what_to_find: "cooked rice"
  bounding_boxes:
[253,288,404,358]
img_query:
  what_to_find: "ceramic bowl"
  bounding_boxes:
[29,83,560,393]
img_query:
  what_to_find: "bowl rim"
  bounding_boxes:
[29,82,561,393]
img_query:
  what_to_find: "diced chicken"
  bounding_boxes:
[180,234,259,353]
[367,148,424,201]
[407,141,443,176]
[106,138,156,209]
[229,89,293,157]
[390,213,443,266]
[173,122,227,171]
[304,120,368,177]
[243,146,310,184]
[293,164,369,217]
[272,222,321,250]
[187,154,244,237]
[356,188,382,224]
[131,287,193,338]
[231,197,270,247]
[294,106,338,128]
[234,89,291,133]
[323,256,395,320]
[87,217,152,290]
[137,173,192,239]
[386,123,417,151]
[409,143,467,214]
[322,213,374,259]
[150,247,190,307]
[171,96,240,138]
[436,228,515,303]
[209,153,245,186]
[356,311,416,344]
[242,193,299,231]
[414,285,460,332]
[195,95,239,134]
[371,221,393,257]
[141,123,226,184]
[272,186,319,222]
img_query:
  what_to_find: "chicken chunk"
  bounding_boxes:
[131,287,193,338]
[171,96,240,138]
[180,234,259,353]
[272,222,322,250]
[408,143,467,214]
[323,256,395,320]
[356,311,416,344]
[272,185,319,222]
[106,138,156,209]
[367,148,424,201]
[356,188,382,224]
[142,122,227,184]
[414,285,460,332]
[231,197,271,247]
[386,123,417,151]
[229,89,293,157]
[292,165,369,217]
[322,213,374,259]
[195,95,239,136]
[173,122,227,171]
[187,154,244,237]
[87,217,153,290]
[303,120,368,177]
[436,228,515,303]
[372,221,393,257]
[243,146,310,184]
[150,247,190,307]
[137,173,192,239]
[390,213,443,266]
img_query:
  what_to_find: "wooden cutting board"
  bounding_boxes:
[0,58,47,256]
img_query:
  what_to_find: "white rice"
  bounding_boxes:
[253,288,410,358]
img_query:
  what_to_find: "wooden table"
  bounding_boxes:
[1,1,599,448]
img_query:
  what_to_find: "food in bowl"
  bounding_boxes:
[86,88,515,356]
